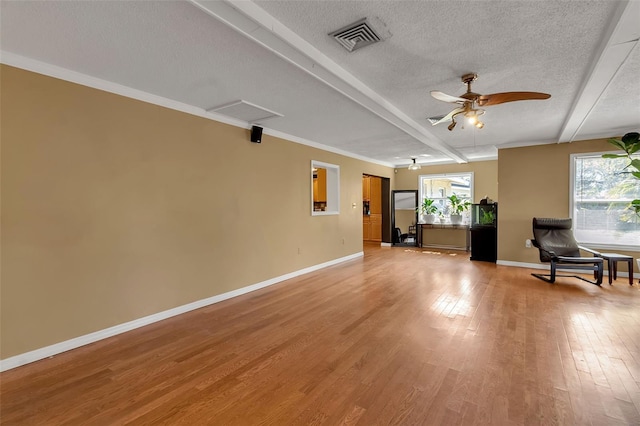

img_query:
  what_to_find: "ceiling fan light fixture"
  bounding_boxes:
[466,114,478,125]
[430,72,551,132]
[408,158,421,170]
[464,108,485,124]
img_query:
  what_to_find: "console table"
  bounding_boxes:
[417,223,470,251]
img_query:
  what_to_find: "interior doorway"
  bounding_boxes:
[392,190,418,247]
[363,175,391,244]
[362,175,382,242]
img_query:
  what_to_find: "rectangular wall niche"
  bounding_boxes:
[311,160,340,216]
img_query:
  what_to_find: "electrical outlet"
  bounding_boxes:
[525,239,532,248]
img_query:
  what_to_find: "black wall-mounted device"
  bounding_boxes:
[250,125,263,143]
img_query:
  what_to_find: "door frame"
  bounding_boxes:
[391,190,419,247]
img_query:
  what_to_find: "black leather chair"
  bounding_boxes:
[531,218,603,286]
[393,227,402,243]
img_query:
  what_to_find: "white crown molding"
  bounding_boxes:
[0,51,391,168]
[188,0,468,164]
[0,251,364,372]
[266,128,394,168]
[0,51,248,128]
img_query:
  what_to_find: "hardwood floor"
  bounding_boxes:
[2,245,640,425]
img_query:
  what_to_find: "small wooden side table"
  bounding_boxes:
[599,253,634,285]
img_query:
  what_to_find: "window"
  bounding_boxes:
[571,152,640,249]
[418,173,473,222]
[311,160,340,215]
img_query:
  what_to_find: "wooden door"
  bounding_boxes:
[362,177,371,201]
[370,214,382,241]
[370,177,382,214]
[363,216,371,240]
[316,168,327,202]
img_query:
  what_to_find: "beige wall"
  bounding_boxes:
[0,66,393,358]
[3,65,636,361]
[421,228,468,249]
[498,140,639,273]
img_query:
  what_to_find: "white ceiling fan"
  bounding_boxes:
[428,73,551,131]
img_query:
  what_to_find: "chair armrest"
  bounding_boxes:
[579,245,601,257]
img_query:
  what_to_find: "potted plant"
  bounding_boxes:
[603,131,640,217]
[448,193,471,225]
[438,210,447,223]
[418,198,439,224]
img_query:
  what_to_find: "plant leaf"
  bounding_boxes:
[608,138,626,151]
[602,153,626,158]
[621,132,640,144]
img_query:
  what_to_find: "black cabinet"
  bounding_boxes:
[470,203,497,262]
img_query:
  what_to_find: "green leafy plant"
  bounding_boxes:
[603,132,640,217]
[480,209,495,225]
[417,198,439,215]
[447,193,471,214]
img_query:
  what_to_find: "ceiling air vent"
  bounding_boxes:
[329,18,382,52]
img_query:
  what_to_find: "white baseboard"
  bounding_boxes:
[497,259,638,278]
[0,252,363,372]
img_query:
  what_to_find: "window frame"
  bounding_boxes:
[418,172,474,221]
[570,151,640,251]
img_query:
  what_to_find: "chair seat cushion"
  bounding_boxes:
[556,256,603,264]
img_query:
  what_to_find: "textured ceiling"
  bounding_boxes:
[1,0,638,167]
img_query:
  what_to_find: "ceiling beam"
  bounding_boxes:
[558,0,639,143]
[189,0,468,163]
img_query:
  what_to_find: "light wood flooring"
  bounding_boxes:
[2,245,640,425]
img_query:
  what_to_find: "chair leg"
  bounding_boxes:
[595,262,603,285]
[531,272,554,283]
[531,261,557,283]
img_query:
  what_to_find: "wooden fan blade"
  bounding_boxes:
[428,107,464,125]
[431,91,466,104]
[477,92,550,106]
